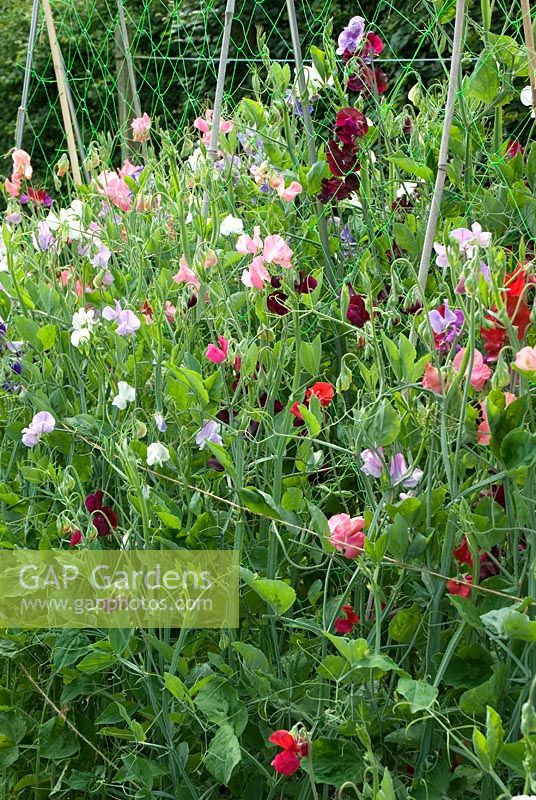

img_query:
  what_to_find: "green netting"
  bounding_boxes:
[10,0,535,189]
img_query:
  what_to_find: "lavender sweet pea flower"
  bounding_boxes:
[116,310,140,336]
[360,447,384,477]
[35,220,56,252]
[389,453,423,488]
[102,300,123,322]
[5,212,22,224]
[428,300,464,335]
[155,413,167,432]
[21,411,55,447]
[336,16,365,55]
[91,244,111,269]
[195,420,223,450]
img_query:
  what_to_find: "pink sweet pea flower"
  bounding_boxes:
[164,301,176,323]
[328,513,366,559]
[172,256,200,290]
[206,336,229,363]
[5,177,21,198]
[263,235,293,269]
[477,392,516,445]
[193,109,233,145]
[279,181,303,201]
[236,226,263,254]
[422,362,446,394]
[452,348,492,391]
[131,112,151,142]
[96,171,132,212]
[514,346,536,374]
[241,256,270,289]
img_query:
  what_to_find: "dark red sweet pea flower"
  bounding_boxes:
[267,290,290,315]
[362,31,384,58]
[269,729,308,775]
[334,108,369,144]
[506,140,524,158]
[326,139,360,178]
[294,272,318,294]
[348,65,388,95]
[446,574,472,599]
[347,292,370,328]
[85,490,119,537]
[69,529,82,547]
[305,381,334,407]
[335,604,360,633]
[403,116,413,135]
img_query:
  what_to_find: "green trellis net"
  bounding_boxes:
[7,0,535,189]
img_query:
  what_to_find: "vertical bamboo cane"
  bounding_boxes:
[116,0,147,162]
[286,0,336,290]
[41,0,82,185]
[416,0,465,293]
[521,0,536,110]
[200,0,236,220]
[15,0,40,150]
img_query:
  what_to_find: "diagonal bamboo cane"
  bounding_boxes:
[521,0,536,111]
[15,0,40,151]
[416,0,466,294]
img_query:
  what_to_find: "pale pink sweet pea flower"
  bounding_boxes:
[96,171,132,212]
[21,411,55,447]
[452,348,492,391]
[12,149,32,180]
[193,109,233,146]
[389,453,423,488]
[206,336,229,363]
[328,513,366,559]
[164,301,176,323]
[236,226,263,254]
[515,346,536,374]
[5,177,21,198]
[242,256,270,289]
[263,235,293,269]
[279,181,303,202]
[172,256,200,290]
[360,447,384,478]
[422,362,446,394]
[477,392,516,445]
[131,112,151,142]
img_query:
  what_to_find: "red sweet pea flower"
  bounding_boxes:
[348,65,387,95]
[326,139,360,178]
[334,108,369,144]
[305,381,334,406]
[335,604,360,633]
[446,574,472,598]
[363,31,384,57]
[85,490,119,537]
[269,729,308,775]
[481,265,532,360]
[453,536,487,568]
[69,529,82,547]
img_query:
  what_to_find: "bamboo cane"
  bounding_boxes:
[416,0,466,294]
[116,0,147,162]
[41,0,82,185]
[200,0,236,220]
[521,0,536,111]
[15,0,40,150]
[286,0,336,291]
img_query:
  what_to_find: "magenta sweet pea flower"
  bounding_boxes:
[428,300,464,351]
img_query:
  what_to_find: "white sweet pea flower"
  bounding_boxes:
[396,181,418,199]
[71,307,96,348]
[147,442,170,466]
[220,214,244,236]
[520,85,536,117]
[301,64,334,92]
[47,199,85,240]
[0,233,7,272]
[111,381,136,410]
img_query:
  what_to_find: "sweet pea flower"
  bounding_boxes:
[336,16,365,55]
[335,604,360,634]
[328,513,366,559]
[195,419,223,450]
[514,346,536,375]
[147,442,170,466]
[21,411,55,447]
[116,310,140,336]
[111,381,136,410]
[33,220,56,252]
[220,214,244,236]
[422,362,446,394]
[91,244,111,269]
[206,336,229,363]
[520,86,536,117]
[172,256,200,290]
[236,227,263,254]
[71,307,96,347]
[263,235,293,269]
[241,256,270,289]
[69,529,82,547]
[452,348,491,391]
[269,175,303,201]
[47,199,85,240]
[131,112,151,142]
[102,300,122,322]
[269,729,309,775]
[428,300,464,351]
[446,574,472,599]
[389,453,424,488]
[193,109,233,146]
[155,414,167,432]
[360,447,384,477]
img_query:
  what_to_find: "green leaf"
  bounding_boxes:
[377,767,396,800]
[467,54,500,103]
[324,633,369,666]
[472,727,491,772]
[231,642,270,673]
[13,316,41,350]
[459,664,505,715]
[238,487,281,520]
[485,706,504,767]
[480,607,536,641]
[164,672,194,708]
[37,324,57,351]
[310,46,327,80]
[300,403,322,437]
[369,400,400,447]
[312,738,362,785]
[300,334,322,376]
[397,678,438,712]
[500,428,536,471]
[389,604,421,643]
[194,676,248,735]
[203,724,241,785]
[388,156,434,183]
[242,571,296,615]
[76,651,117,674]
